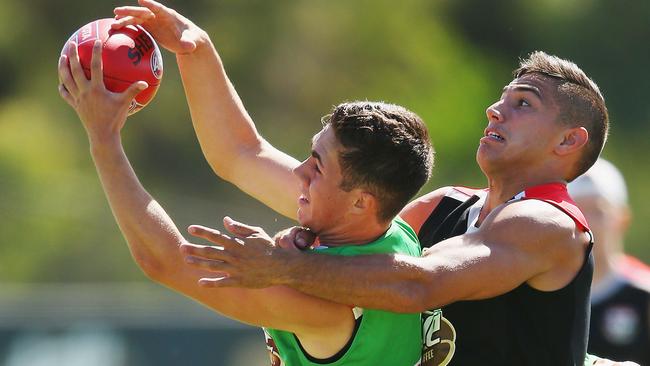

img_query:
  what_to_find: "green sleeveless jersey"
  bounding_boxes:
[264,217,422,366]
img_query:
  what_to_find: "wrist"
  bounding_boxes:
[192,29,212,51]
[273,249,308,286]
[88,133,122,153]
[177,30,217,59]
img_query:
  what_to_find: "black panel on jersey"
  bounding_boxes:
[417,195,479,248]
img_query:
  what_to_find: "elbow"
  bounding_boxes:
[390,268,450,313]
[129,245,172,284]
[136,256,167,283]
[205,152,235,182]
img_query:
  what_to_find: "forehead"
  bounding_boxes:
[312,126,341,156]
[505,73,559,101]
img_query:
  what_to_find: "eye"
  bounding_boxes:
[308,157,321,174]
[518,99,530,107]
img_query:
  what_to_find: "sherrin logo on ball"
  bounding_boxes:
[61,18,163,115]
[150,45,163,80]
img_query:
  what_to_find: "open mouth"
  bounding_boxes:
[485,131,505,142]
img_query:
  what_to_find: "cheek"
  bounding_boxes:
[311,181,346,210]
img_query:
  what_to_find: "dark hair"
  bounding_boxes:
[323,101,434,222]
[514,51,609,180]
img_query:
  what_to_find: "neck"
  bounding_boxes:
[317,219,391,247]
[479,170,567,223]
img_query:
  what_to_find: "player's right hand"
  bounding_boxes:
[58,40,147,141]
[112,0,206,55]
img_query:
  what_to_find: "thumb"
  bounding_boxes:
[223,216,257,237]
[124,81,148,101]
[294,228,316,249]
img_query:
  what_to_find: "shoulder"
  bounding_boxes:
[400,186,482,234]
[495,198,577,227]
[399,186,450,235]
[483,199,586,250]
[479,199,590,288]
[392,218,422,256]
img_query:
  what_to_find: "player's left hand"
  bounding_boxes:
[181,216,295,288]
[58,40,147,142]
[113,0,205,55]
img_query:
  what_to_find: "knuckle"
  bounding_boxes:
[204,246,219,257]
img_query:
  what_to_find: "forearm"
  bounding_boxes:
[274,209,584,313]
[88,138,333,331]
[175,37,300,218]
[277,251,432,313]
[89,136,186,277]
[176,38,261,174]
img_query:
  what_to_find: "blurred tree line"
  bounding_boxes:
[0,0,648,283]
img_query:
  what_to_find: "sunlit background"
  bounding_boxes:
[1,0,648,365]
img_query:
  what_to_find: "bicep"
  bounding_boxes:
[416,234,542,307]
[225,141,301,220]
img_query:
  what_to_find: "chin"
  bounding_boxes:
[297,209,312,228]
[476,148,502,177]
[297,217,322,235]
[476,146,490,169]
[296,212,308,227]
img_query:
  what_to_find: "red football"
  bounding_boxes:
[61,18,163,115]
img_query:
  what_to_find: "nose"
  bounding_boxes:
[293,159,311,188]
[486,101,504,123]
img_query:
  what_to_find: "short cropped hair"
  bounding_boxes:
[323,101,434,222]
[514,51,609,180]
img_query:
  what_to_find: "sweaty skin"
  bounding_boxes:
[181,73,592,313]
[110,2,591,313]
[94,2,632,364]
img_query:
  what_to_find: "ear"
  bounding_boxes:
[352,190,377,215]
[555,127,588,156]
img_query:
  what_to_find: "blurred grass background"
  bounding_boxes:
[0,0,648,364]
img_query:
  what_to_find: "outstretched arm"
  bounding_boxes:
[187,197,590,313]
[113,0,301,219]
[57,40,354,355]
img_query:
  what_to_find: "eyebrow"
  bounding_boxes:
[310,134,325,168]
[311,150,323,167]
[503,84,543,100]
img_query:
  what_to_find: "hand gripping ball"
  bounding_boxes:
[61,18,163,115]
